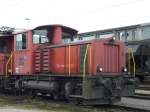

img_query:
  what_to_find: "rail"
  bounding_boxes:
[83,44,89,80]
[5,51,14,77]
[128,48,136,79]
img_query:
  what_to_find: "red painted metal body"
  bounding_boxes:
[0,25,135,105]
[50,45,80,74]
[11,25,125,76]
[47,40,125,76]
[52,26,62,44]
[13,31,34,75]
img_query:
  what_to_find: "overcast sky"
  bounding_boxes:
[0,0,150,32]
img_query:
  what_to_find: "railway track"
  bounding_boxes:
[133,76,150,99]
[113,97,150,111]
[133,89,150,99]
[114,76,150,111]
[1,78,150,112]
[0,93,149,112]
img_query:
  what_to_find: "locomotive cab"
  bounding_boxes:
[13,25,78,75]
[32,25,77,45]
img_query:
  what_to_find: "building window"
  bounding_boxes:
[79,34,95,41]
[142,26,150,39]
[117,29,140,41]
[98,32,114,39]
[126,30,134,41]
[16,33,27,50]
[33,30,48,44]
[118,31,126,41]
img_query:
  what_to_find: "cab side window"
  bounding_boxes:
[0,40,7,53]
[33,30,49,44]
[16,33,27,50]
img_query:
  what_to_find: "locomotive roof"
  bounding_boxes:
[34,24,78,35]
[14,24,78,35]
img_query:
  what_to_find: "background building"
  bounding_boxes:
[78,23,150,42]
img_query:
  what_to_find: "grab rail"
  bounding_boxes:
[128,48,136,79]
[5,51,14,77]
[83,44,89,80]
[89,45,92,76]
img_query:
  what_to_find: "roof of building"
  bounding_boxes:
[79,22,150,35]
[0,26,14,37]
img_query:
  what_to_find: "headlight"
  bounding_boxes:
[97,65,103,72]
[112,37,116,41]
[99,67,103,72]
[123,67,127,72]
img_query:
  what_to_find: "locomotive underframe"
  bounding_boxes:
[0,74,134,105]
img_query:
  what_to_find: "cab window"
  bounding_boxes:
[0,40,7,53]
[62,32,73,43]
[16,33,27,50]
[33,30,49,44]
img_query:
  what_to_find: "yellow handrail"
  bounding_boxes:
[5,51,14,77]
[130,48,136,79]
[128,48,136,79]
[128,49,131,75]
[83,44,89,80]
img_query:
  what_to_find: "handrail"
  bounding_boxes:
[83,44,89,80]
[5,51,14,77]
[130,48,136,79]
[128,48,131,75]
[128,48,136,79]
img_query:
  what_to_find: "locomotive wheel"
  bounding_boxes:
[65,82,74,99]
[31,89,37,99]
[51,93,60,101]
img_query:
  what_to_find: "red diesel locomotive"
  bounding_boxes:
[0,25,134,105]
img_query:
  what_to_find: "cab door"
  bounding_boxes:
[13,31,33,75]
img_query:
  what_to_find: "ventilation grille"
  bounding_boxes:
[104,44,119,73]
